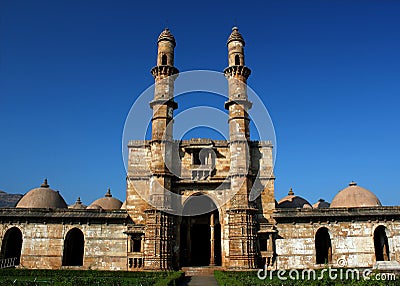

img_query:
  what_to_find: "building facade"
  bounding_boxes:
[0,28,399,272]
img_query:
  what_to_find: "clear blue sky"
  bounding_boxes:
[1,0,399,206]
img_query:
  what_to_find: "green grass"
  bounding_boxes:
[0,269,184,286]
[214,269,398,286]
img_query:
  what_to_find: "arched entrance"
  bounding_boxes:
[374,225,389,261]
[62,228,84,266]
[315,227,332,264]
[0,227,23,266]
[180,194,221,267]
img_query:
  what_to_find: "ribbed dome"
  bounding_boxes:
[330,181,382,208]
[158,28,176,46]
[87,188,122,210]
[277,188,312,209]
[68,197,87,209]
[16,179,68,209]
[313,199,331,209]
[227,27,245,46]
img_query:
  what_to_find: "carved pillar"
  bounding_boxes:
[210,212,215,266]
[187,218,191,265]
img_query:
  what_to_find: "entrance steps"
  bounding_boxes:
[182,266,222,276]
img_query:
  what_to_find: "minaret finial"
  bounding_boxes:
[288,188,294,196]
[105,188,112,197]
[76,197,82,204]
[40,178,49,188]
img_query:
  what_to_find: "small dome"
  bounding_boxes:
[121,200,127,210]
[330,181,382,208]
[158,28,176,47]
[87,188,122,210]
[227,27,245,46]
[16,179,68,209]
[277,188,312,209]
[68,197,87,209]
[313,199,331,209]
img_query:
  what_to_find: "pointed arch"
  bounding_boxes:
[374,225,390,261]
[0,227,23,266]
[315,227,332,264]
[62,228,84,266]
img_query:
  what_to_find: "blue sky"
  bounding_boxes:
[1,0,399,206]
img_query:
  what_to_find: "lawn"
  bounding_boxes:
[0,269,183,286]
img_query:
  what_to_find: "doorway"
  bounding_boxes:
[374,225,390,261]
[315,227,332,264]
[62,228,84,266]
[0,227,23,266]
[180,194,221,267]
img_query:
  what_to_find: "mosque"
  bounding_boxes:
[1,27,399,271]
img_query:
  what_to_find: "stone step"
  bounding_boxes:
[182,266,222,276]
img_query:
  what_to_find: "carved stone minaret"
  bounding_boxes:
[143,28,178,270]
[224,27,257,269]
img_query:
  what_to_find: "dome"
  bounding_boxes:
[68,197,87,209]
[313,199,331,209]
[87,188,122,210]
[121,200,126,210]
[16,179,68,209]
[158,28,176,46]
[87,204,102,210]
[330,181,382,208]
[277,188,312,209]
[227,27,245,46]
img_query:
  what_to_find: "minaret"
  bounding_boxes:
[224,27,257,269]
[150,28,178,145]
[148,28,178,209]
[143,28,178,270]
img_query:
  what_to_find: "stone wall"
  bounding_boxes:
[0,210,128,270]
[274,208,400,270]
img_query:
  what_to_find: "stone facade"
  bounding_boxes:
[0,209,129,270]
[274,207,400,270]
[0,27,399,272]
[127,138,275,269]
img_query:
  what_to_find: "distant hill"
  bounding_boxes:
[0,190,23,208]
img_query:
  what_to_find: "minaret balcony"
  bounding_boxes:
[223,65,251,79]
[151,65,179,78]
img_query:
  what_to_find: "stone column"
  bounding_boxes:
[210,212,215,266]
[128,235,132,253]
[187,218,191,265]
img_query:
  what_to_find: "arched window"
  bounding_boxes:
[162,54,168,65]
[374,225,390,261]
[235,54,240,65]
[62,228,84,266]
[0,227,23,266]
[315,227,332,264]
